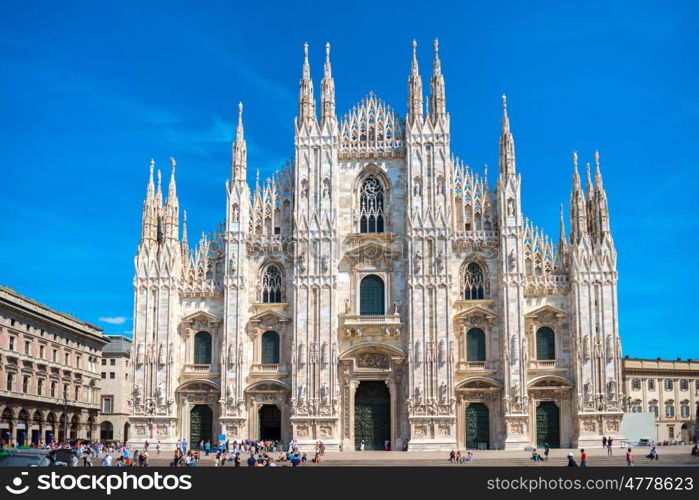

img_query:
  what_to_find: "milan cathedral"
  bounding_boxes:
[126,40,624,451]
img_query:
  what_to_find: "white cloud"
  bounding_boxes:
[99,316,127,325]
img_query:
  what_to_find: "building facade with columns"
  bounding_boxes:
[127,40,625,451]
[0,286,107,445]
[623,357,699,443]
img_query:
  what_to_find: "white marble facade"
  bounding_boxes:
[126,40,625,452]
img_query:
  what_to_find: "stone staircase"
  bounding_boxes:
[313,453,699,467]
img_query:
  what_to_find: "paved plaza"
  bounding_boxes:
[132,445,699,467]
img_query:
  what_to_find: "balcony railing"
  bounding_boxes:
[342,314,402,337]
[183,363,219,374]
[250,363,288,375]
[528,359,557,369]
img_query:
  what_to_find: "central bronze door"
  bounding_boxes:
[190,405,213,448]
[354,381,390,450]
[465,403,490,449]
[536,401,560,448]
[258,404,281,441]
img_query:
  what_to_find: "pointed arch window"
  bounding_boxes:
[536,327,555,360]
[464,262,486,300]
[466,328,486,362]
[359,176,385,233]
[194,331,212,364]
[261,264,283,303]
[360,274,385,315]
[261,331,280,365]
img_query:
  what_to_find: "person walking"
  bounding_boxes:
[602,436,607,449]
[626,447,634,466]
[156,441,161,456]
[580,449,588,466]
[544,442,550,461]
[567,452,577,466]
[182,438,188,456]
[607,437,613,456]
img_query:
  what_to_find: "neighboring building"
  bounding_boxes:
[127,41,625,451]
[0,286,107,444]
[99,335,132,443]
[623,357,699,443]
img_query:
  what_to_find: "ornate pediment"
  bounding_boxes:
[455,376,502,390]
[181,310,221,337]
[528,375,573,388]
[454,304,497,329]
[249,309,290,330]
[524,304,566,320]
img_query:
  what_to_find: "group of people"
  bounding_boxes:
[167,438,324,467]
[601,435,615,455]
[448,450,474,463]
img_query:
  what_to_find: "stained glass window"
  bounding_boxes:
[359,177,385,233]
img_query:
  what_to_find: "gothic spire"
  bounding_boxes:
[593,150,611,238]
[163,157,179,242]
[498,94,516,178]
[231,102,247,182]
[570,151,588,245]
[181,209,189,257]
[429,38,446,122]
[297,42,316,123]
[559,203,568,252]
[155,168,163,206]
[140,159,158,244]
[407,39,423,124]
[147,158,155,199]
[166,157,177,203]
[320,42,336,127]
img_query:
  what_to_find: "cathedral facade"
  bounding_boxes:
[126,40,625,451]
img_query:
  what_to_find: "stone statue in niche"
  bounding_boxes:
[414,384,423,405]
[508,249,516,270]
[414,250,423,273]
[436,251,445,272]
[232,205,239,222]
[344,298,351,314]
[507,198,515,217]
[439,381,447,404]
[413,177,421,197]
[320,382,329,406]
[155,382,165,405]
[392,300,401,315]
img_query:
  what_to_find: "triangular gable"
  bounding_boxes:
[524,304,566,319]
[454,305,497,320]
[181,310,221,323]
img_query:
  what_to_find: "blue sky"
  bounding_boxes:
[0,1,696,359]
